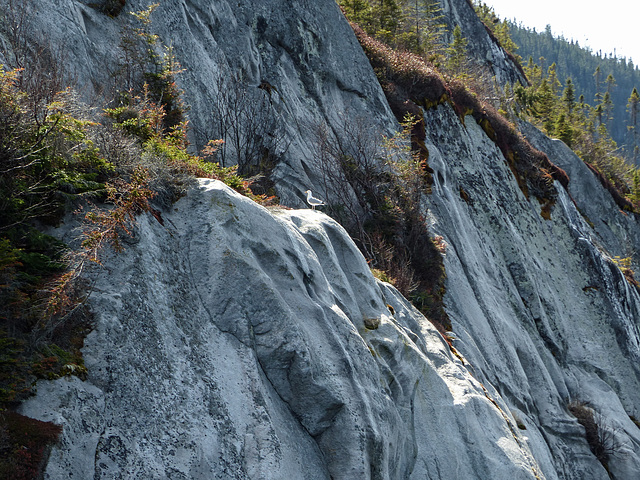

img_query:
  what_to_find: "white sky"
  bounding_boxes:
[481,0,640,65]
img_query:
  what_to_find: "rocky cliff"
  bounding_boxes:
[11,0,640,479]
[421,105,640,479]
[22,179,547,479]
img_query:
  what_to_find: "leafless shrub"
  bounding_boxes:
[312,111,450,330]
[1,0,68,126]
[1,0,32,71]
[313,113,384,249]
[368,232,419,296]
[207,70,288,174]
[94,123,141,170]
[463,63,506,108]
[568,400,622,468]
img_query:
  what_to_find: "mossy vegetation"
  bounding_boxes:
[351,20,569,211]
[350,0,640,224]
[447,79,569,204]
[339,3,582,334]
[473,4,640,213]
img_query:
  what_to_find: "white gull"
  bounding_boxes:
[305,190,325,210]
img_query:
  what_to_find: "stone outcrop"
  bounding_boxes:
[22,180,545,479]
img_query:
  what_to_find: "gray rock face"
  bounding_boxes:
[439,0,526,86]
[421,105,640,479]
[11,0,640,478]
[521,122,640,270]
[21,180,544,479]
[15,0,394,204]
[13,0,522,204]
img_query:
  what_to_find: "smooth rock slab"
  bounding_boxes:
[21,180,543,479]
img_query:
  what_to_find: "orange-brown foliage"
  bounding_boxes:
[352,24,569,207]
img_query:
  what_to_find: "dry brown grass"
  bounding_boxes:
[352,22,569,211]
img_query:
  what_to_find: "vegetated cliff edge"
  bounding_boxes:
[12,0,640,479]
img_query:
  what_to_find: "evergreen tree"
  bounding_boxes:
[402,0,426,52]
[555,113,573,146]
[419,0,447,60]
[394,0,446,57]
[593,65,603,104]
[524,56,542,88]
[341,0,373,27]
[606,73,617,95]
[603,90,614,130]
[547,63,562,96]
[603,73,617,129]
[595,103,604,127]
[562,77,575,116]
[535,78,556,132]
[627,87,640,165]
[494,20,520,61]
[446,25,468,76]
[370,0,402,43]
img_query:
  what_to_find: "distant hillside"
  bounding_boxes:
[507,21,640,153]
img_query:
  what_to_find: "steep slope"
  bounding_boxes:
[21,180,544,479]
[522,122,640,261]
[421,105,640,479]
[16,0,394,202]
[13,0,526,203]
[9,0,640,479]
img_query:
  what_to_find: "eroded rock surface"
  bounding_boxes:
[422,105,640,480]
[11,1,640,478]
[22,180,544,479]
